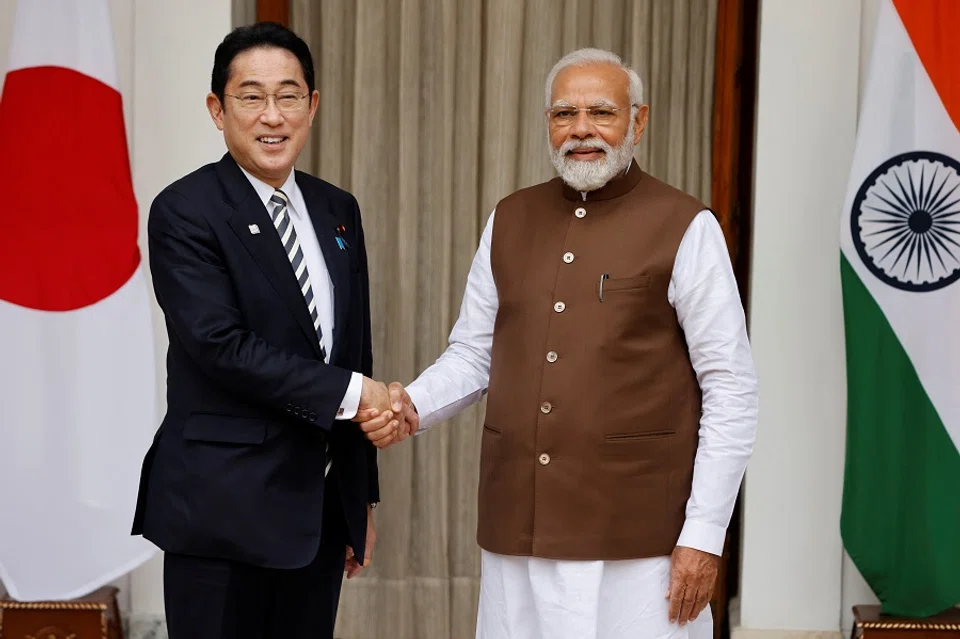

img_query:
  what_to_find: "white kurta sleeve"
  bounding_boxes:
[406,211,499,431]
[670,210,759,556]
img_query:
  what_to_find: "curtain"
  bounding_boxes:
[233,0,257,29]
[290,2,718,636]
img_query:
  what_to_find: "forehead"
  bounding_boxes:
[226,46,306,89]
[551,63,629,105]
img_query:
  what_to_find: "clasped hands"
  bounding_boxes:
[351,377,419,448]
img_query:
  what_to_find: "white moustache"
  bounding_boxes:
[561,139,611,155]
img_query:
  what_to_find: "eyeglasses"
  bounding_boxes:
[225,91,310,112]
[546,105,636,126]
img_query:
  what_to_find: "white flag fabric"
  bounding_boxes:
[0,0,158,601]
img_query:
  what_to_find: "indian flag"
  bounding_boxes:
[840,0,960,618]
[0,0,158,600]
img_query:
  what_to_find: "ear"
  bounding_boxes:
[206,93,225,131]
[633,104,649,145]
[307,89,320,127]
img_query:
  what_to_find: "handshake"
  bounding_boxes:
[350,377,419,449]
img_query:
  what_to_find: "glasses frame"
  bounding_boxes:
[546,104,639,126]
[224,91,311,112]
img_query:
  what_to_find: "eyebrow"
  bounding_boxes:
[550,98,619,108]
[589,99,619,108]
[237,78,304,90]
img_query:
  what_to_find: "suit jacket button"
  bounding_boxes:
[286,403,293,412]
[309,412,317,422]
[301,409,309,418]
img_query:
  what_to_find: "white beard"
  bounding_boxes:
[549,121,636,192]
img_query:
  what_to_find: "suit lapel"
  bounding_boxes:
[216,155,325,360]
[296,171,351,364]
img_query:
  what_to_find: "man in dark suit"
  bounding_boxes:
[131,22,409,639]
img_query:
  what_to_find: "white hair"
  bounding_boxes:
[544,48,644,109]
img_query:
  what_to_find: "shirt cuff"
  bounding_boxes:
[675,519,728,556]
[405,384,432,434]
[335,372,363,420]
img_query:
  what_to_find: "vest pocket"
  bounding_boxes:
[601,429,676,460]
[481,423,504,459]
[601,274,651,293]
[604,429,675,442]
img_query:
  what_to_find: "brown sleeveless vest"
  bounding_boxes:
[478,164,706,560]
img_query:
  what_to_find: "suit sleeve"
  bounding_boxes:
[353,200,380,504]
[147,188,353,431]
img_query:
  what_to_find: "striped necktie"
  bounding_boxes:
[270,189,332,476]
[269,189,327,362]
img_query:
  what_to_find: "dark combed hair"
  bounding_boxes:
[210,22,316,104]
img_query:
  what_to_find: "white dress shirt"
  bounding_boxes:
[406,205,758,557]
[240,167,362,420]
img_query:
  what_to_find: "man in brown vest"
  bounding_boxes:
[358,47,758,639]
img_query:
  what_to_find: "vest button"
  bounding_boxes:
[563,252,574,263]
[574,207,586,218]
[540,402,552,414]
[546,351,558,362]
[554,301,565,313]
[538,453,551,465]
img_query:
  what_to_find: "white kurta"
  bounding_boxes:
[406,187,759,638]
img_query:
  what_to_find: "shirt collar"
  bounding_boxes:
[238,166,302,218]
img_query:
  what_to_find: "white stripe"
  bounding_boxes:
[287,237,300,263]
[301,278,312,297]
[295,258,307,279]
[280,221,294,247]
[0,267,158,600]
[7,0,119,91]
[307,297,317,315]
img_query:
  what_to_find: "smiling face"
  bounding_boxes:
[206,46,319,188]
[546,62,649,191]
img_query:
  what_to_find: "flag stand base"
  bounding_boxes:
[0,585,124,638]
[852,605,960,638]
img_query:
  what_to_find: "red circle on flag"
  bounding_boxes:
[0,66,140,311]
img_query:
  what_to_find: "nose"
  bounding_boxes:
[259,97,284,126]
[569,110,597,139]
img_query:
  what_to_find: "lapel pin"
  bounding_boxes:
[335,224,349,250]
[248,224,261,235]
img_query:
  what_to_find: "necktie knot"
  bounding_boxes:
[269,190,289,217]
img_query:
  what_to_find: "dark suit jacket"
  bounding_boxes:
[132,153,378,569]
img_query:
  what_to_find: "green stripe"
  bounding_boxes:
[840,254,960,617]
